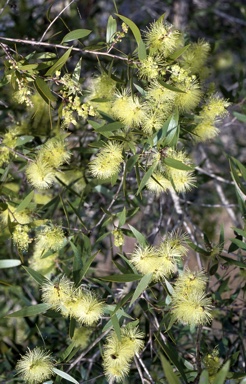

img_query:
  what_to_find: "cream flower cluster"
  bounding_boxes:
[146,147,195,194]
[130,232,188,281]
[103,326,144,382]
[26,137,70,189]
[41,276,104,325]
[171,269,213,326]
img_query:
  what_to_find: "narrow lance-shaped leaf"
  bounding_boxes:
[198,370,209,384]
[45,46,73,76]
[137,162,158,195]
[34,77,57,104]
[159,353,181,384]
[52,368,79,384]
[6,303,51,318]
[164,157,194,171]
[15,190,34,213]
[99,274,143,282]
[211,360,230,384]
[130,273,152,306]
[128,224,147,247]
[115,13,147,60]
[61,29,92,43]
[106,15,117,43]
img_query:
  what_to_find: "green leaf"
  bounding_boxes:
[229,238,246,251]
[220,256,246,268]
[0,259,21,269]
[6,303,51,318]
[233,111,246,123]
[61,29,92,43]
[211,360,230,384]
[111,313,121,340]
[22,266,48,285]
[15,190,34,212]
[118,207,126,227]
[45,46,73,76]
[99,273,143,282]
[115,13,147,60]
[15,135,34,147]
[126,154,139,172]
[130,273,152,306]
[137,162,158,195]
[165,108,180,145]
[106,15,117,43]
[52,368,79,384]
[169,44,190,60]
[159,353,181,384]
[128,224,147,247]
[78,252,97,283]
[187,241,210,256]
[34,77,57,104]
[95,121,124,133]
[198,370,209,384]
[72,58,82,82]
[155,335,187,382]
[158,79,186,93]
[164,157,194,171]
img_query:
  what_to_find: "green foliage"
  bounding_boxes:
[0,1,245,384]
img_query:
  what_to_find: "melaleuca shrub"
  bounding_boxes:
[0,10,239,384]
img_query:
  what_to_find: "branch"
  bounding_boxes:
[0,36,133,62]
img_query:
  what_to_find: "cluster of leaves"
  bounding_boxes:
[0,2,245,384]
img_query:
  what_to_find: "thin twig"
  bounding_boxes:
[40,0,77,42]
[0,36,133,62]
[193,324,203,384]
[0,0,10,16]
[94,163,126,229]
[136,353,154,384]
[68,328,111,371]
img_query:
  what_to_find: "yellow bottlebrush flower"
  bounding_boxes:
[199,95,230,122]
[26,159,56,189]
[103,326,144,382]
[16,347,54,384]
[169,65,202,111]
[41,276,74,317]
[158,232,188,260]
[146,80,177,107]
[71,327,93,349]
[146,171,172,195]
[181,40,210,74]
[130,244,176,281]
[164,148,195,193]
[89,141,123,179]
[192,120,219,142]
[174,269,208,296]
[35,225,66,252]
[138,55,163,80]
[69,289,104,326]
[38,138,71,168]
[145,21,183,57]
[171,291,213,326]
[111,90,145,128]
[12,224,32,251]
[175,80,202,112]
[141,107,168,135]
[89,72,116,99]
